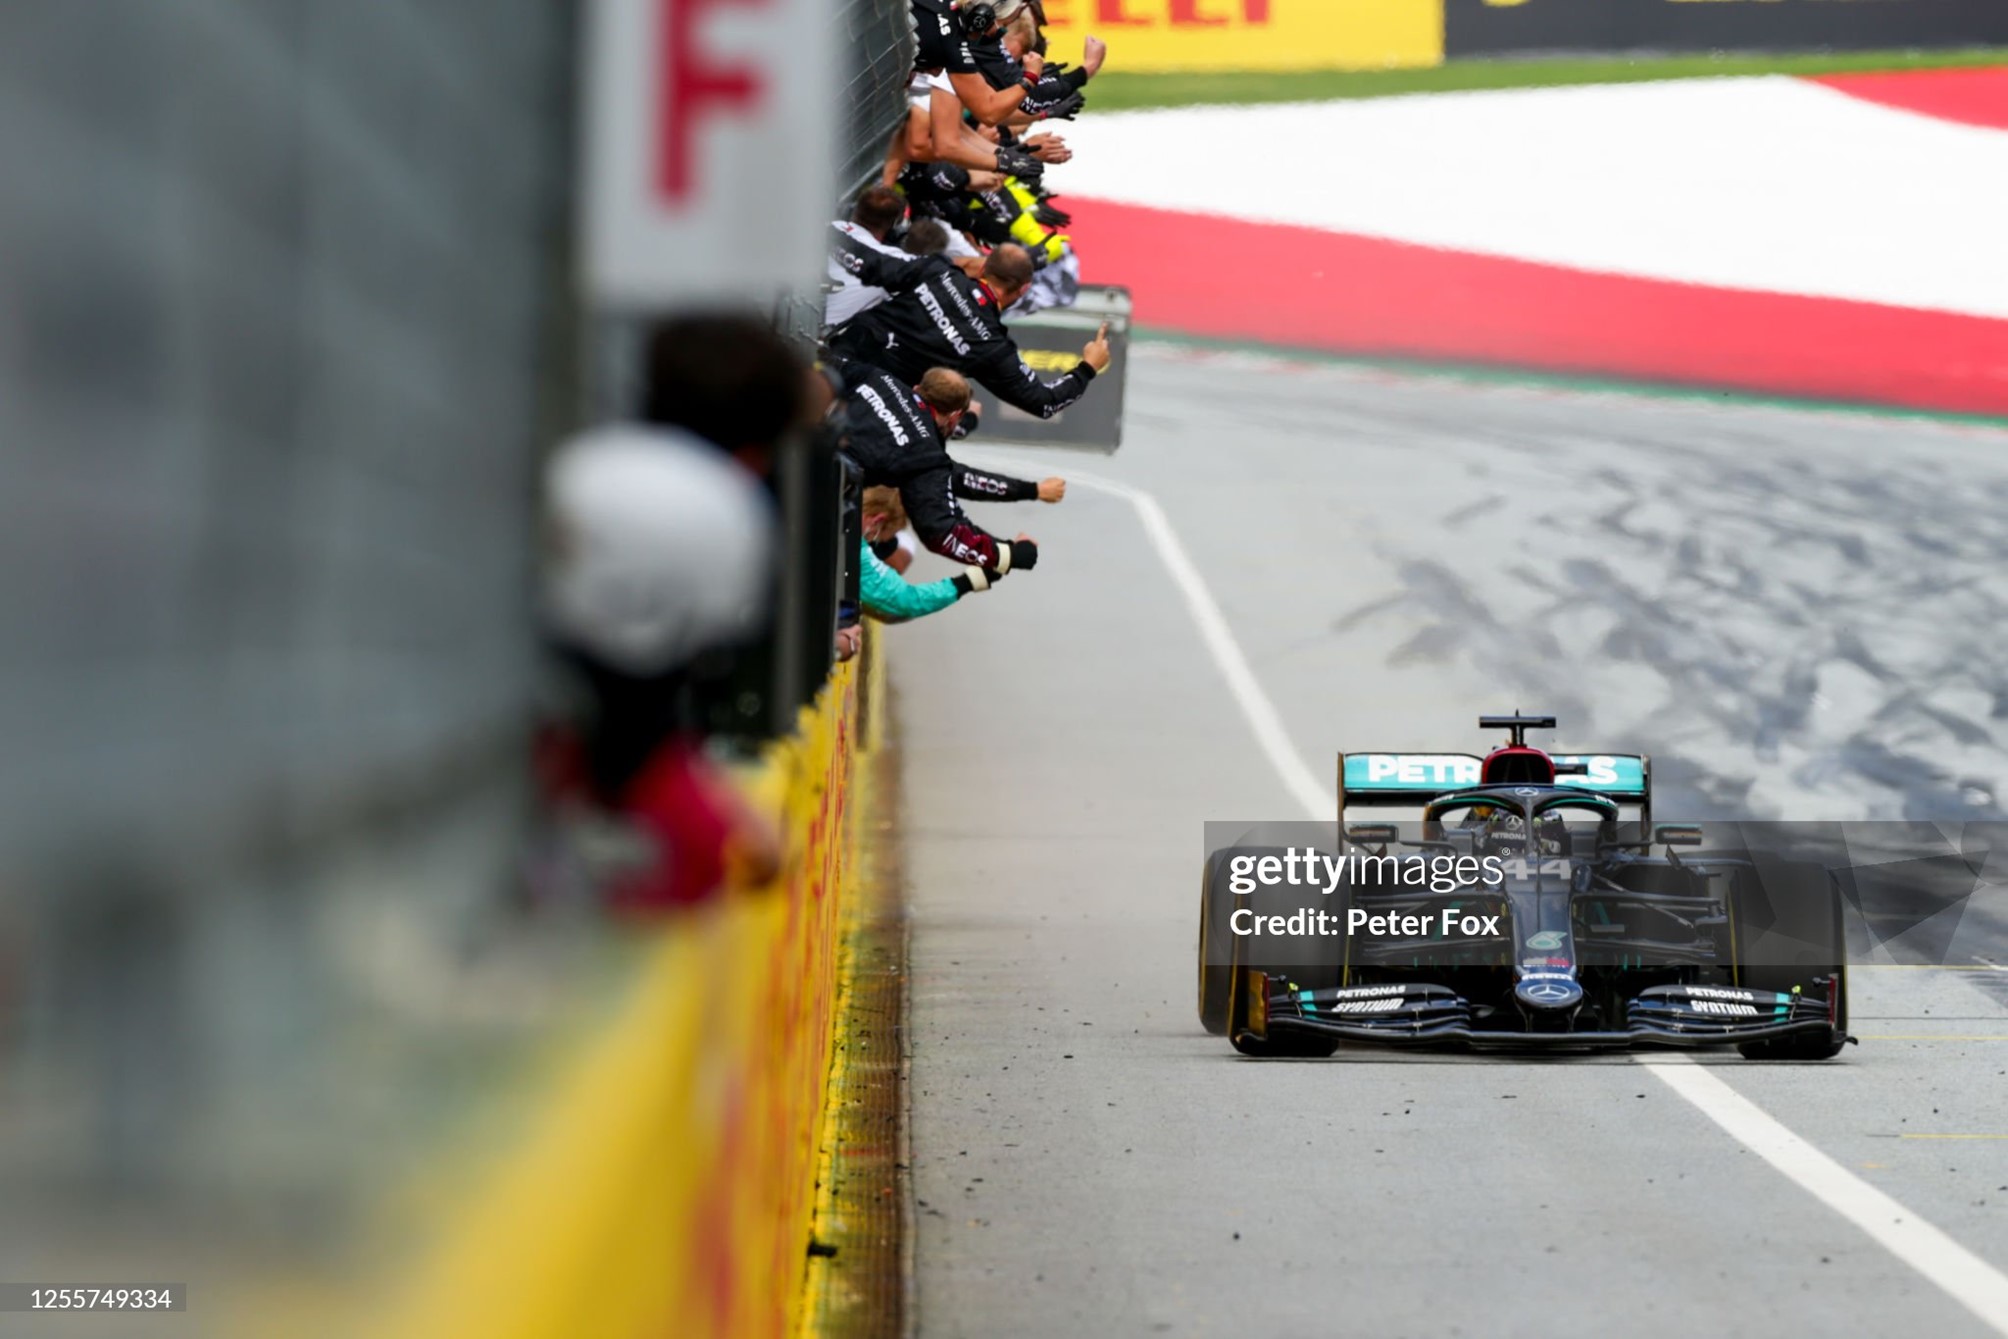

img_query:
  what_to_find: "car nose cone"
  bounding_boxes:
[1515,976,1584,1011]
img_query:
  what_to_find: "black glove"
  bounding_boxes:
[995,146,1044,186]
[952,565,1007,596]
[950,405,981,440]
[1006,538,1039,572]
[1033,201,1071,229]
[1032,88,1086,121]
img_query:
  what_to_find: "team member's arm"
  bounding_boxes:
[970,321,1111,420]
[860,541,1001,623]
[1015,77,1086,123]
[970,347,1092,420]
[951,462,1064,503]
[949,45,1041,126]
[927,86,1045,180]
[843,245,942,296]
[829,226,899,286]
[972,41,1083,124]
[900,461,1039,573]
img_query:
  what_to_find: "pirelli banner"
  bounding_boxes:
[1444,0,2008,57]
[1039,0,2008,70]
[1039,0,1443,72]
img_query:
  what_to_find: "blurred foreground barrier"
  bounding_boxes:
[379,647,878,1339]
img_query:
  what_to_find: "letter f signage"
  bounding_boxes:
[657,0,767,203]
[585,0,835,307]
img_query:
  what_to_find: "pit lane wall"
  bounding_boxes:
[377,647,880,1339]
[1038,0,2008,72]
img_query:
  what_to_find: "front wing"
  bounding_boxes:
[1251,976,1848,1051]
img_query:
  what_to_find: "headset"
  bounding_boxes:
[958,2,997,35]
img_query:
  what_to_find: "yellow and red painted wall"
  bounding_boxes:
[364,650,879,1339]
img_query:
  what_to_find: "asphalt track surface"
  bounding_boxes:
[894,347,2008,1338]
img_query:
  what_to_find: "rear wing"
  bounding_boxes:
[1337,752,1652,822]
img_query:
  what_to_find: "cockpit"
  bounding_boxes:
[1422,791,1622,858]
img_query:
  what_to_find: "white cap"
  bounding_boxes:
[544,425,773,675]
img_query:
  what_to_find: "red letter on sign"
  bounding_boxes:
[1245,0,1269,19]
[1096,0,1152,24]
[657,0,769,203]
[1170,0,1226,24]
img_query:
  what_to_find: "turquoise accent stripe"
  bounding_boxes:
[1550,756,1648,797]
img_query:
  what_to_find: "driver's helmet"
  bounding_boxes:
[1479,809,1570,857]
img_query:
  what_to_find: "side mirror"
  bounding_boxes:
[1654,824,1703,848]
[1346,823,1398,848]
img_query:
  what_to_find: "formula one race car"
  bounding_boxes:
[1198,716,1852,1059]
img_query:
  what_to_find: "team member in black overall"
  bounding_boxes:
[833,360,1045,574]
[910,0,1051,178]
[827,243,1110,421]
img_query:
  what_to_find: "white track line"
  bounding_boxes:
[968,446,2008,1335]
[1638,1056,2008,1333]
[978,456,1331,821]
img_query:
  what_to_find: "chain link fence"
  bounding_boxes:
[0,0,577,1301]
[0,0,918,1308]
[0,0,575,881]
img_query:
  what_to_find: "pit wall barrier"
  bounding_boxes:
[1039,0,2008,72]
[376,639,881,1339]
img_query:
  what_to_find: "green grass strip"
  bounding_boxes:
[1132,328,2008,430]
[1089,48,2008,111]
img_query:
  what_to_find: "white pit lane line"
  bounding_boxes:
[1636,1055,2008,1331]
[977,459,1331,823]
[967,448,2008,1335]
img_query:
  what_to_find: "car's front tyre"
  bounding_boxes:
[1732,865,1849,1060]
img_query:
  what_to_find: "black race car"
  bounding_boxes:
[1198,715,1852,1059]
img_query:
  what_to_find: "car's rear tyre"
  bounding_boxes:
[1732,862,1849,1061]
[1197,851,1234,1035]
